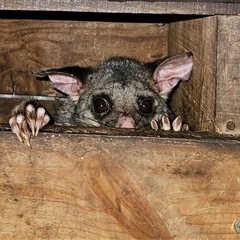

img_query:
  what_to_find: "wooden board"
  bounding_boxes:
[0,0,240,15]
[168,16,217,132]
[0,20,168,96]
[216,15,240,134]
[1,130,240,239]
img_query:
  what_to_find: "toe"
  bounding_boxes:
[161,115,171,131]
[172,116,183,132]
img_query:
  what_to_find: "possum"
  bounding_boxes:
[9,52,193,147]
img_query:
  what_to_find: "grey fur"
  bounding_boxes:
[34,53,193,129]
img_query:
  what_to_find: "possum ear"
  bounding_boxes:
[33,66,89,98]
[153,52,193,100]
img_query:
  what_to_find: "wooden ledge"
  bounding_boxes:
[1,123,240,144]
[0,0,240,15]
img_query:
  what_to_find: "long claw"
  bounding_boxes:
[10,99,50,147]
[31,127,36,138]
[34,108,50,137]
[24,136,32,149]
[16,133,23,143]
[35,126,40,137]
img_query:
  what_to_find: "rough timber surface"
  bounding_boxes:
[0,20,167,96]
[168,16,217,133]
[1,129,240,239]
[216,15,240,134]
[0,0,240,15]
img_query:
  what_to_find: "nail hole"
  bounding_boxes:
[234,219,240,233]
[226,121,235,130]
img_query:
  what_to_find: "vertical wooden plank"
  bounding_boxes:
[216,16,240,134]
[168,16,217,132]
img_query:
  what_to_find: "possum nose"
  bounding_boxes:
[115,115,136,129]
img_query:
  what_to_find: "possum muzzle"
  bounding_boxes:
[115,114,136,129]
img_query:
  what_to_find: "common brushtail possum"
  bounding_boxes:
[9,52,193,147]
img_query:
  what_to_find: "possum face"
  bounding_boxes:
[74,77,171,128]
[34,53,193,129]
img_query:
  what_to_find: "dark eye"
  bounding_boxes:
[93,97,110,114]
[138,98,153,114]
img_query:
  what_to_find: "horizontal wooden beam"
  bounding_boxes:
[1,129,240,239]
[2,124,240,142]
[0,0,240,15]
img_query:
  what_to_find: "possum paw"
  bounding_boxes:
[9,99,50,148]
[150,115,189,132]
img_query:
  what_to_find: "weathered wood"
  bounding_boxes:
[0,20,167,96]
[2,16,240,134]
[0,0,240,15]
[1,130,240,239]
[3,123,240,140]
[216,15,240,134]
[110,0,240,2]
[168,16,217,132]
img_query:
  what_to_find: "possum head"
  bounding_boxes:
[34,52,193,129]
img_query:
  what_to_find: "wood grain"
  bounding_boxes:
[85,152,171,239]
[1,131,240,239]
[0,0,240,15]
[0,20,167,96]
[216,15,240,134]
[168,16,217,132]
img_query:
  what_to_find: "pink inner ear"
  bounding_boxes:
[153,54,193,97]
[155,78,180,96]
[49,74,82,96]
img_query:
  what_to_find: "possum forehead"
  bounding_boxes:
[92,80,158,106]
[93,57,152,86]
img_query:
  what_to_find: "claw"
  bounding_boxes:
[35,107,50,137]
[182,123,189,131]
[161,115,171,131]
[25,103,37,137]
[35,126,40,137]
[150,119,159,131]
[172,116,182,132]
[24,136,32,149]
[32,128,36,138]
[10,99,50,147]
[150,115,189,132]
[16,133,23,143]
[28,122,36,137]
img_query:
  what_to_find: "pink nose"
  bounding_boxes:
[115,115,136,128]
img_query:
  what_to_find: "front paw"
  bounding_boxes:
[9,99,50,148]
[150,115,189,132]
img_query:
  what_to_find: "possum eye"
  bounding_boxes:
[93,97,110,114]
[137,98,153,115]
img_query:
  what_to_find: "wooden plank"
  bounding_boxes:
[0,0,240,15]
[215,16,240,134]
[111,0,240,2]
[1,130,240,239]
[168,16,217,132]
[0,20,167,95]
